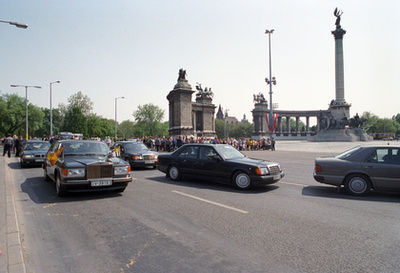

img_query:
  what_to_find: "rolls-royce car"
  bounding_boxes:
[43,140,132,196]
[20,140,51,167]
[314,145,400,196]
[157,144,284,190]
[112,141,158,168]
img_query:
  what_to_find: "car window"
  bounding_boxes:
[215,145,245,160]
[178,146,199,159]
[336,147,362,159]
[365,148,400,165]
[199,147,218,160]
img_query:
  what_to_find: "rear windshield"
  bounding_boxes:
[335,147,362,160]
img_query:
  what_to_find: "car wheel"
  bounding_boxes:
[43,167,51,181]
[55,173,67,197]
[233,172,252,190]
[168,165,182,181]
[344,174,371,196]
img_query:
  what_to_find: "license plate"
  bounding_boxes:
[91,180,112,187]
[145,160,155,164]
[35,159,44,162]
[273,174,281,180]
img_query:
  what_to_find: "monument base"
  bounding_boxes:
[308,128,373,142]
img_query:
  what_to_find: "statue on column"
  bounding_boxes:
[334,7,343,27]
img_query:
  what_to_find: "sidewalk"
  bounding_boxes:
[1,156,25,273]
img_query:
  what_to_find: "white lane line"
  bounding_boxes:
[172,190,249,214]
[280,181,307,187]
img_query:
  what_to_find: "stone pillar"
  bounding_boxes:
[332,26,346,104]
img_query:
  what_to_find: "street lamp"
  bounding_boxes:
[265,29,276,136]
[50,81,61,137]
[10,85,42,139]
[115,97,125,141]
[0,20,28,29]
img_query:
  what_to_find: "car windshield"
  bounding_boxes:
[123,142,149,152]
[215,145,245,160]
[63,142,110,156]
[335,146,362,160]
[24,142,50,150]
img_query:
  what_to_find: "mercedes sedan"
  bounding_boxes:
[112,141,158,168]
[157,144,284,190]
[314,145,400,196]
[43,140,132,196]
[20,140,51,167]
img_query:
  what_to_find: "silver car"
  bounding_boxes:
[314,145,400,196]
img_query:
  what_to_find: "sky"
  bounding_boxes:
[1,1,399,127]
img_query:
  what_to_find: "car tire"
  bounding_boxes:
[344,174,371,196]
[168,165,182,181]
[43,167,51,181]
[233,171,252,190]
[55,172,67,197]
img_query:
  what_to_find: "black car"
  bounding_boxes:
[43,140,132,196]
[157,144,284,190]
[20,140,51,167]
[112,141,158,168]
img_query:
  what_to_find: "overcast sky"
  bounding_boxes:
[1,1,399,126]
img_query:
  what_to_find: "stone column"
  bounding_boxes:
[332,26,346,104]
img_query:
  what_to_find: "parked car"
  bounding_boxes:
[20,140,51,167]
[111,141,158,168]
[43,140,132,196]
[157,144,284,190]
[314,145,400,196]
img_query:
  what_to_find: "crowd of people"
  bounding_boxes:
[2,133,276,157]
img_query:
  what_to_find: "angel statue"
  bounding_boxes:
[334,7,343,27]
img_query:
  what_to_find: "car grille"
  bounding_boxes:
[87,163,113,179]
[143,154,157,160]
[34,154,45,158]
[268,165,280,175]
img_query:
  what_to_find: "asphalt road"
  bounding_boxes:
[5,141,400,272]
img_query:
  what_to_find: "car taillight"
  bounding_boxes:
[315,165,322,172]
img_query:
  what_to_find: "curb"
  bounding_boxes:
[3,157,26,273]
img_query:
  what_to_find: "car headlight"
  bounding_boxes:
[65,168,85,177]
[22,155,33,159]
[132,155,143,160]
[255,167,270,175]
[114,166,131,175]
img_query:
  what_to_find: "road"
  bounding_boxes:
[3,141,400,272]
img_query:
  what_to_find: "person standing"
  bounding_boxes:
[271,137,276,151]
[15,135,23,157]
[3,133,13,158]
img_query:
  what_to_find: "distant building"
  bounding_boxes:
[216,104,240,124]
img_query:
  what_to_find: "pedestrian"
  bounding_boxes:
[271,137,276,151]
[15,135,23,157]
[3,133,13,158]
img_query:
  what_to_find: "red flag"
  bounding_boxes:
[265,113,278,133]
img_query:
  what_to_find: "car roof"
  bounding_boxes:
[57,140,105,144]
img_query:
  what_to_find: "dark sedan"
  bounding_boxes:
[43,140,132,196]
[314,145,400,196]
[20,140,51,167]
[112,141,158,168]
[157,144,284,190]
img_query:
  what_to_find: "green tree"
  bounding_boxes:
[132,104,165,137]
[59,91,94,118]
[230,121,253,138]
[62,106,88,136]
[119,120,135,138]
[87,114,115,138]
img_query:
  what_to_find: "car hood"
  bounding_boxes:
[63,156,125,167]
[23,150,48,155]
[227,157,275,166]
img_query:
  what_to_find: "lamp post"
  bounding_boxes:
[50,81,60,137]
[10,85,42,139]
[265,29,276,137]
[115,97,125,141]
[0,20,28,29]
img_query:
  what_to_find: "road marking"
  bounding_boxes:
[280,181,307,187]
[172,190,249,214]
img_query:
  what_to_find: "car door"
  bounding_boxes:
[175,146,200,176]
[193,147,230,182]
[362,148,400,190]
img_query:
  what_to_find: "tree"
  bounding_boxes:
[87,114,115,138]
[119,120,135,138]
[60,91,94,117]
[62,106,88,136]
[132,104,165,137]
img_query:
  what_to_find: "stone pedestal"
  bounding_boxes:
[167,80,194,137]
[308,128,372,142]
[252,102,270,139]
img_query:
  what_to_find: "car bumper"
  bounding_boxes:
[313,173,343,186]
[60,176,132,192]
[21,158,45,166]
[129,159,157,168]
[250,172,285,186]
